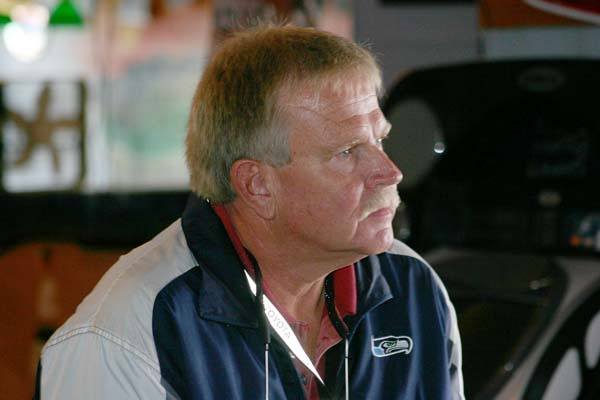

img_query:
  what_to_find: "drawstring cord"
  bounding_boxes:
[324,276,351,400]
[344,338,349,400]
[252,256,271,400]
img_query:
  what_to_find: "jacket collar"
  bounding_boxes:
[182,194,258,328]
[181,193,393,331]
[348,255,394,337]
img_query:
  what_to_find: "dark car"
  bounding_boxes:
[384,59,600,400]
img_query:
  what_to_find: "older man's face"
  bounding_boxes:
[270,79,402,260]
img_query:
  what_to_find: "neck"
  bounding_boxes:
[261,266,326,323]
[224,202,337,322]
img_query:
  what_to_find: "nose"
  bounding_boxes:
[365,147,403,190]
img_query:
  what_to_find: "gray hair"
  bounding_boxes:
[185,24,382,202]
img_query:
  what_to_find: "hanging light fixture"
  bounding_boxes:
[2,2,49,62]
[2,0,83,63]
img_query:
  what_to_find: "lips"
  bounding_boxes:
[368,207,395,219]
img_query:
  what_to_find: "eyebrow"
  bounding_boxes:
[323,118,392,157]
[332,110,391,137]
[322,138,362,158]
[380,120,392,137]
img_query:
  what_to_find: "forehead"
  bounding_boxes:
[279,82,390,158]
[283,81,382,126]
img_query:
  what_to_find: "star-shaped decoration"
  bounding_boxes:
[7,83,81,173]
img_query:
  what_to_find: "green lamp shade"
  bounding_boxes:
[49,0,83,26]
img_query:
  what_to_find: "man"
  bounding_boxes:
[36,25,464,399]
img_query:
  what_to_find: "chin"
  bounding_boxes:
[355,226,395,255]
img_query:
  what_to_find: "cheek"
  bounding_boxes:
[341,182,364,212]
[285,182,364,233]
[319,180,365,222]
[277,164,366,221]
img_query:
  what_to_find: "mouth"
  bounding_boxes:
[368,207,395,218]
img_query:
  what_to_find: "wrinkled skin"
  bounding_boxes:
[268,80,403,265]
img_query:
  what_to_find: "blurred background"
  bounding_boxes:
[1,0,599,399]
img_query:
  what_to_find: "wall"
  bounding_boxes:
[353,0,480,90]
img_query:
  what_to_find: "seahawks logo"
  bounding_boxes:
[371,335,413,357]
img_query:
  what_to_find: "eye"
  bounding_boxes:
[339,147,353,157]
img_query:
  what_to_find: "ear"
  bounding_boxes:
[229,159,275,219]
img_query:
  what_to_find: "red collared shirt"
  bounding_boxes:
[212,204,357,399]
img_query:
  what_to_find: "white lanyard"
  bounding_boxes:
[244,270,324,384]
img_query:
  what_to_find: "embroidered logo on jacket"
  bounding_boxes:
[371,335,413,357]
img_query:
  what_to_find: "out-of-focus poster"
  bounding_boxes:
[95,0,210,191]
[98,0,353,191]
